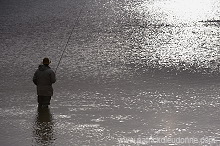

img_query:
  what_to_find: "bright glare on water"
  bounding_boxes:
[137,0,219,23]
[120,0,220,76]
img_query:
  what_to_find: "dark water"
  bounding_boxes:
[0,0,220,145]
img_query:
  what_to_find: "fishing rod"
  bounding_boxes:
[54,3,86,74]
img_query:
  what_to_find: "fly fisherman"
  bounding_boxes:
[33,58,56,107]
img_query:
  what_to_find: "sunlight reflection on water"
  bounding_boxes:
[121,0,220,75]
[137,0,219,23]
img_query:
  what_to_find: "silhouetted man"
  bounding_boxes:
[33,58,56,107]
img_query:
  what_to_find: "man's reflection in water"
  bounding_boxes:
[33,106,55,145]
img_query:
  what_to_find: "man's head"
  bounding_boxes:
[43,58,51,65]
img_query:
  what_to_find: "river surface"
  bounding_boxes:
[0,0,220,145]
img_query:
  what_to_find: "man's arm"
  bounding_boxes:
[33,71,38,85]
[50,71,56,84]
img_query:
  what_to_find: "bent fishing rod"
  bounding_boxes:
[54,3,86,74]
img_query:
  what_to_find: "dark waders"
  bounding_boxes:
[38,96,51,107]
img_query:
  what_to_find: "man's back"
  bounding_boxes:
[34,65,56,85]
[33,64,56,96]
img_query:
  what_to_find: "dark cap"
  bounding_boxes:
[43,58,51,65]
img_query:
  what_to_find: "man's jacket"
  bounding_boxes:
[33,64,56,96]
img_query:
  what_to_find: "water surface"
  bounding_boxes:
[0,0,220,145]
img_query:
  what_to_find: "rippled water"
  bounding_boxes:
[53,0,220,84]
[0,0,220,145]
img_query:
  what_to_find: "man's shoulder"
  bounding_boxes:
[47,68,55,74]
